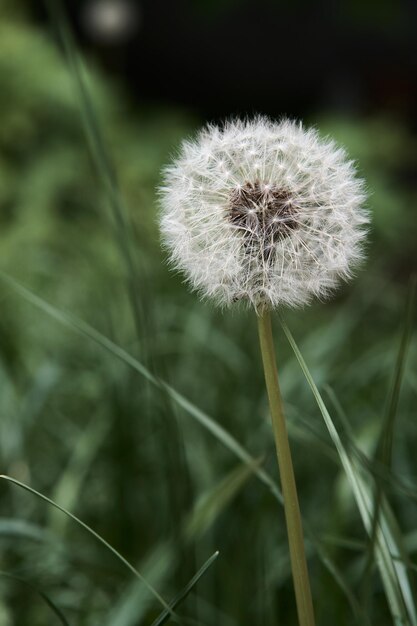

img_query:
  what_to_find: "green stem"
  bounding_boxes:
[257,308,315,626]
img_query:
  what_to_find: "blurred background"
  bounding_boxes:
[0,1,416,625]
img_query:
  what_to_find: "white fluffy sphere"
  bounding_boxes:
[159,117,368,309]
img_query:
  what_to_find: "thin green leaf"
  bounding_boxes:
[43,0,144,339]
[48,415,111,533]
[362,278,416,609]
[0,570,70,625]
[379,276,416,467]
[0,274,364,619]
[0,474,174,616]
[279,313,417,626]
[185,461,261,540]
[325,384,417,503]
[150,551,219,626]
[0,273,282,505]
[0,518,55,543]
[104,462,248,626]
[102,542,175,626]
[311,549,370,626]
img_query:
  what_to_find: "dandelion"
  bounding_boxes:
[160,117,368,310]
[159,116,369,626]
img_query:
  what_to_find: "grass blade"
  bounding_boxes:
[0,570,70,625]
[325,384,417,503]
[0,273,282,505]
[279,313,417,626]
[0,518,56,543]
[48,415,110,533]
[43,0,144,340]
[361,278,416,610]
[185,461,261,540]
[150,551,219,626]
[379,276,416,467]
[104,464,250,626]
[0,474,174,616]
[0,274,365,618]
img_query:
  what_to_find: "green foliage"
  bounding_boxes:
[0,5,416,626]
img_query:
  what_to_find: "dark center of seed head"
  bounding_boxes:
[228,181,298,240]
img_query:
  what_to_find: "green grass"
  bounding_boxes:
[0,4,416,626]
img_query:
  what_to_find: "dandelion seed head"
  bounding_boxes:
[159,116,369,309]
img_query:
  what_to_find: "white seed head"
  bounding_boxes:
[159,117,369,309]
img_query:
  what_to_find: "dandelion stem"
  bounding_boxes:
[257,308,315,626]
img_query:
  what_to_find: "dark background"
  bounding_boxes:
[35,0,417,120]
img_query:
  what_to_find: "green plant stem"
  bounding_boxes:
[257,308,315,626]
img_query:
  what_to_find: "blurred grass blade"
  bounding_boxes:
[45,0,119,193]
[150,551,219,626]
[0,475,174,616]
[363,278,416,604]
[279,314,417,626]
[103,542,175,626]
[325,384,417,503]
[0,518,56,543]
[0,570,70,625]
[163,384,282,503]
[125,465,251,625]
[323,384,357,439]
[43,0,144,339]
[103,466,244,626]
[185,461,261,540]
[0,274,366,617]
[379,276,416,467]
[0,273,282,505]
[311,547,370,626]
[48,415,110,533]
